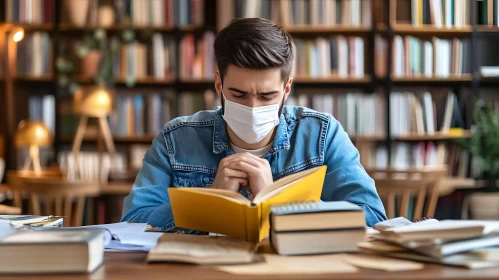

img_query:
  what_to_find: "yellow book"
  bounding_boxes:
[168,166,327,243]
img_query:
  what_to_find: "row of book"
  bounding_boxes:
[289,91,385,138]
[293,36,365,79]
[279,0,372,26]
[28,94,55,135]
[392,36,469,78]
[110,32,215,81]
[225,0,372,27]
[116,0,205,27]
[5,0,55,24]
[16,32,52,76]
[405,0,470,28]
[389,91,464,137]
[115,35,177,81]
[109,93,174,137]
[178,90,221,116]
[366,142,476,178]
[478,0,499,26]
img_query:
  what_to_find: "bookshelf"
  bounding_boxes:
[0,0,495,184]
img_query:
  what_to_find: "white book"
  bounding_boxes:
[42,95,55,135]
[444,40,451,77]
[389,93,399,137]
[422,92,435,134]
[376,146,388,169]
[323,94,334,116]
[325,0,336,25]
[394,36,404,77]
[310,0,319,25]
[338,36,349,77]
[351,0,361,26]
[440,92,455,132]
[152,33,165,79]
[312,94,324,113]
[434,0,444,27]
[355,37,364,77]
[151,0,162,26]
[346,94,356,135]
[33,33,43,76]
[454,0,462,28]
[480,66,499,77]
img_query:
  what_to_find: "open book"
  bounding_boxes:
[168,165,327,243]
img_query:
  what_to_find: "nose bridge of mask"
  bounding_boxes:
[223,91,280,125]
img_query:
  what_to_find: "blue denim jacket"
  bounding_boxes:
[121,106,387,231]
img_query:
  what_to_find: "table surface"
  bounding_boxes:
[1,252,499,280]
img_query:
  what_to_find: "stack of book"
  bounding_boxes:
[270,201,366,255]
[361,219,499,269]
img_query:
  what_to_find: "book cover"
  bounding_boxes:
[168,166,327,243]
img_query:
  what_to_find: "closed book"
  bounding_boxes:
[270,201,365,232]
[414,235,499,259]
[169,166,327,243]
[0,229,104,274]
[271,227,365,255]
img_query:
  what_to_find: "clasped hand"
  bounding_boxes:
[212,152,273,196]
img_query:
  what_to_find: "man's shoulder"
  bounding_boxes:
[163,108,221,133]
[283,106,333,124]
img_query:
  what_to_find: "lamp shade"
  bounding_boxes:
[73,86,114,117]
[15,120,52,147]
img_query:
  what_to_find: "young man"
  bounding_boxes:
[121,18,387,231]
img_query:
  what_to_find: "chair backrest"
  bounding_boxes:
[7,171,99,226]
[366,166,447,220]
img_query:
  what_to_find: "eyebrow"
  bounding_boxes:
[228,87,280,96]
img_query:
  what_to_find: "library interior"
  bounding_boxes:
[1,0,499,278]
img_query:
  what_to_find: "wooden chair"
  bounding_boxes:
[366,166,448,220]
[7,171,100,226]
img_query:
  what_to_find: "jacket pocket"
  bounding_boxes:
[172,171,215,188]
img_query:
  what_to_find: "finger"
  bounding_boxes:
[225,154,263,168]
[221,168,248,179]
[231,161,260,177]
[225,178,248,192]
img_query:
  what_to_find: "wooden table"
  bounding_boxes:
[1,252,499,279]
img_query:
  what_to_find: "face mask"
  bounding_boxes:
[222,90,282,144]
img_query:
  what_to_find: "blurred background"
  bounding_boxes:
[0,0,498,225]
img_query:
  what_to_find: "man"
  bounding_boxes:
[121,18,386,231]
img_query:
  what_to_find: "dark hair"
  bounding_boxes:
[214,18,294,83]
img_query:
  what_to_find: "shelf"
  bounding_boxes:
[178,78,215,84]
[479,77,499,86]
[476,26,499,33]
[390,74,472,84]
[391,24,472,36]
[293,76,370,84]
[100,182,133,195]
[396,131,472,141]
[75,76,176,85]
[58,24,203,33]
[60,135,155,144]
[351,135,386,142]
[16,23,55,32]
[283,25,370,34]
[13,75,54,82]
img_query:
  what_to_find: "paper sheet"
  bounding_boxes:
[76,222,163,251]
[343,253,424,271]
[217,254,358,275]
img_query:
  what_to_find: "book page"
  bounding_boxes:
[180,188,250,204]
[252,166,323,204]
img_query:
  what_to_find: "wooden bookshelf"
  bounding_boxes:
[476,26,499,32]
[293,76,370,84]
[179,78,215,84]
[15,23,55,32]
[100,182,133,195]
[390,74,473,83]
[13,75,55,83]
[60,135,156,144]
[396,131,472,141]
[58,24,202,33]
[391,24,472,36]
[284,25,371,34]
[76,76,176,86]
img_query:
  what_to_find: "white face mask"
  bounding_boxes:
[222,90,282,144]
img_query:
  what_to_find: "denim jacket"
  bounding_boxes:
[121,106,387,231]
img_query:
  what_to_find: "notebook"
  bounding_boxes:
[168,166,327,243]
[0,229,105,273]
[270,201,365,231]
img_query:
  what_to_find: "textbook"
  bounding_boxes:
[168,165,327,243]
[0,229,105,274]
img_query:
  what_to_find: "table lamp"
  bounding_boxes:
[72,85,116,180]
[15,120,52,174]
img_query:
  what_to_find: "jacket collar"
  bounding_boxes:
[212,107,290,155]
